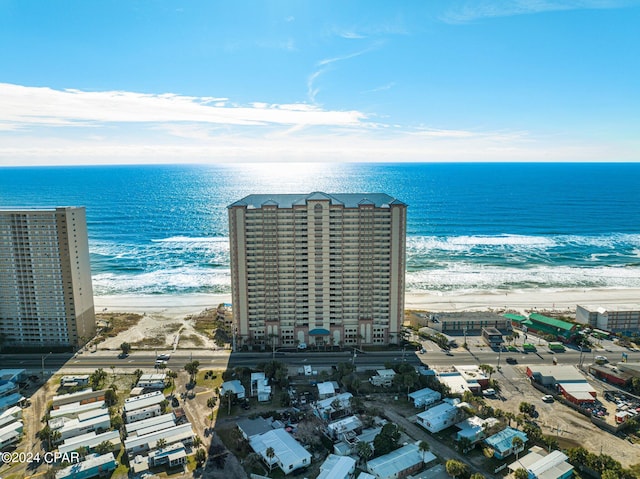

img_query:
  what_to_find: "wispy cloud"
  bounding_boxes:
[308,44,381,103]
[362,82,396,94]
[440,0,635,24]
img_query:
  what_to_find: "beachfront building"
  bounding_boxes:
[0,207,95,349]
[228,192,407,348]
[427,312,512,335]
[576,304,640,335]
[521,314,579,343]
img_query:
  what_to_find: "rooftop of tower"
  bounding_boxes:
[228,192,406,209]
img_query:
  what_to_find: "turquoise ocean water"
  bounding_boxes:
[1,162,639,296]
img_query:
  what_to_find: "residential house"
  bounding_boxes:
[318,454,356,479]
[250,372,272,402]
[366,443,436,479]
[220,380,246,399]
[249,428,311,475]
[415,399,465,433]
[407,388,441,409]
[315,392,353,421]
[484,427,528,459]
[508,446,574,479]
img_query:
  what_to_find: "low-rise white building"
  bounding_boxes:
[125,404,162,424]
[317,454,356,479]
[124,423,194,457]
[369,369,396,387]
[317,381,337,399]
[415,399,465,433]
[125,413,175,436]
[250,372,272,402]
[50,401,106,420]
[137,374,167,390]
[123,391,165,413]
[407,387,441,409]
[58,430,121,455]
[60,375,90,387]
[52,410,111,442]
[249,428,311,475]
[0,419,23,449]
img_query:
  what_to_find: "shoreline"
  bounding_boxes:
[93,288,640,319]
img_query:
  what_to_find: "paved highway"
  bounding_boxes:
[3,347,638,376]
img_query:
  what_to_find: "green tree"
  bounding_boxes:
[470,474,486,479]
[514,468,529,479]
[195,448,206,466]
[156,438,167,449]
[373,423,401,457]
[89,368,107,389]
[104,388,118,406]
[445,459,468,479]
[119,342,131,356]
[458,436,473,454]
[94,440,112,455]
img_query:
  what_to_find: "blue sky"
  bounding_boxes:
[1,0,639,165]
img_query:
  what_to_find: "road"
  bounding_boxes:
[4,347,639,376]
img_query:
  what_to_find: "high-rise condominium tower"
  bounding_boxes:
[0,207,95,349]
[228,192,406,349]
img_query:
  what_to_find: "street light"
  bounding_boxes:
[41,351,52,379]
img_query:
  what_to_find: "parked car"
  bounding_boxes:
[483,388,497,397]
[542,395,554,402]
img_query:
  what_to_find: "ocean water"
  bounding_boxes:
[1,162,639,296]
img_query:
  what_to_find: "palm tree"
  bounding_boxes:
[419,440,431,461]
[478,364,495,380]
[356,441,373,467]
[458,436,472,454]
[512,436,524,460]
[265,446,276,471]
[207,396,217,425]
[156,438,167,449]
[470,474,486,479]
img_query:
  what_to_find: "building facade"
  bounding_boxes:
[0,207,95,349]
[576,304,640,335]
[228,192,406,348]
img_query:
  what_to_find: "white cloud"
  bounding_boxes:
[0,83,364,130]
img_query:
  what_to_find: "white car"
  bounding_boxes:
[482,388,496,397]
[542,395,554,402]
[297,342,307,350]
[157,353,171,360]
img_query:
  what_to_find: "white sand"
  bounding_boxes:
[94,288,640,318]
[92,288,640,350]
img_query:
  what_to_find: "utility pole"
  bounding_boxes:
[41,352,52,380]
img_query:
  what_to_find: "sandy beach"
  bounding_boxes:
[94,288,640,318]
